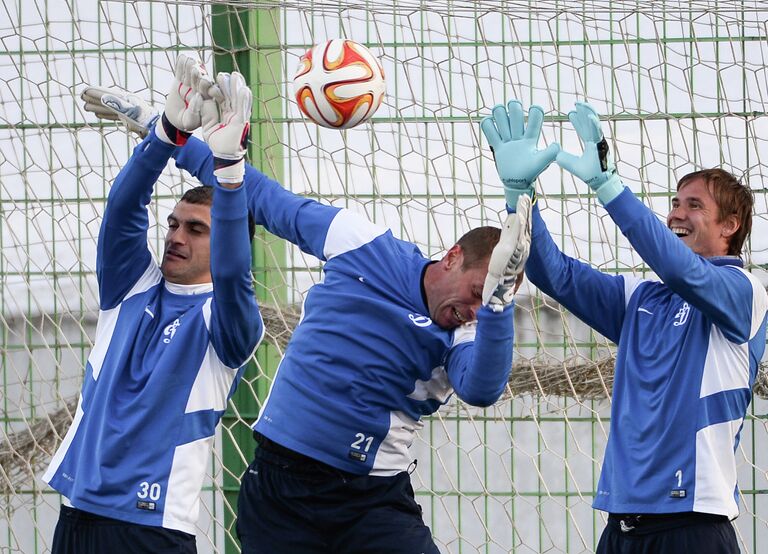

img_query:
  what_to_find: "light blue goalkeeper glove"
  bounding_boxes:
[480,100,560,210]
[556,102,624,205]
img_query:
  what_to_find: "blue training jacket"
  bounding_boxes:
[43,130,263,533]
[525,188,768,517]
[175,137,516,476]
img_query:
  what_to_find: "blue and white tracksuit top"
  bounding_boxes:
[525,188,768,518]
[175,137,516,476]
[43,131,263,534]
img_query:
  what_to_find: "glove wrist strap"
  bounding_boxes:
[156,113,191,146]
[595,174,624,205]
[213,157,245,184]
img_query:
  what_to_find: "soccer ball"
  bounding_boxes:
[293,39,386,130]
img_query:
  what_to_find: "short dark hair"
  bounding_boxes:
[455,226,502,270]
[179,185,256,242]
[677,169,753,256]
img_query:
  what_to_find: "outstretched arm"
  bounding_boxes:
[557,102,758,340]
[446,197,531,406]
[96,55,209,308]
[480,99,627,343]
[81,83,350,261]
[199,71,263,365]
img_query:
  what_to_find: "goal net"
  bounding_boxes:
[2,1,767,552]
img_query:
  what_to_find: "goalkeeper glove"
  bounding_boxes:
[556,102,624,205]
[480,100,560,210]
[201,71,252,184]
[155,54,213,146]
[81,86,159,138]
[482,194,532,312]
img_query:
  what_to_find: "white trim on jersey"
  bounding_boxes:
[163,435,213,534]
[42,397,85,484]
[323,209,388,260]
[452,321,477,347]
[88,307,120,381]
[622,274,645,309]
[184,344,238,413]
[370,410,422,476]
[125,260,163,301]
[91,262,161,380]
[694,419,741,518]
[407,366,453,403]
[737,267,768,336]
[699,326,750,398]
[165,281,214,295]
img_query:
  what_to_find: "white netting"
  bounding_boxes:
[1,1,767,552]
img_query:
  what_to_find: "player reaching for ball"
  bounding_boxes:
[82,76,558,553]
[482,100,767,553]
[43,56,263,554]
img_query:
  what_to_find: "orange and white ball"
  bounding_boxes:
[293,39,386,130]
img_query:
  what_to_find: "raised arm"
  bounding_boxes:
[556,102,760,340]
[173,136,338,261]
[606,188,760,341]
[446,195,531,406]
[525,204,629,343]
[96,56,209,309]
[480,99,627,343]
[80,81,340,261]
[96,133,171,309]
[199,72,263,366]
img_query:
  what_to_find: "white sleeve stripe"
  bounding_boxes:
[451,322,477,348]
[202,298,213,330]
[622,274,646,309]
[736,268,768,338]
[323,209,388,260]
[124,261,162,301]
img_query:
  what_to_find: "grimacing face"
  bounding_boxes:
[428,248,490,330]
[160,201,213,285]
[667,178,738,258]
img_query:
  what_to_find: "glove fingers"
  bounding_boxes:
[200,97,219,132]
[492,104,511,141]
[523,105,544,140]
[196,74,214,99]
[480,116,501,149]
[507,100,524,139]
[575,102,603,142]
[216,73,232,112]
[237,83,253,123]
[81,87,112,104]
[174,54,189,83]
[189,65,201,91]
[208,83,225,104]
[84,103,119,120]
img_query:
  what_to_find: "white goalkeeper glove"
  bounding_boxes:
[201,71,252,184]
[81,86,159,138]
[481,194,532,312]
[155,54,213,146]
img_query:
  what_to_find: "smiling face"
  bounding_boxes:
[424,245,490,330]
[160,200,212,285]
[667,177,739,258]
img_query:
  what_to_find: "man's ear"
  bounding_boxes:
[443,244,464,270]
[720,213,740,239]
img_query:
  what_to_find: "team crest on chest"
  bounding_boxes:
[163,318,181,343]
[408,313,432,327]
[673,302,690,327]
